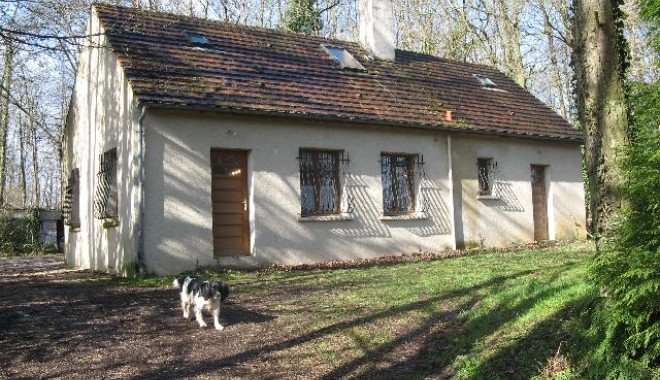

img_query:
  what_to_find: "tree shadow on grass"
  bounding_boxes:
[466,293,598,380]
[311,262,592,380]
[321,283,585,379]
[126,269,537,380]
[2,259,595,380]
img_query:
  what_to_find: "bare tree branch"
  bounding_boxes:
[0,82,59,145]
[0,27,102,43]
[317,0,340,17]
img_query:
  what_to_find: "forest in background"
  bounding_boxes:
[1,0,659,375]
[0,0,657,209]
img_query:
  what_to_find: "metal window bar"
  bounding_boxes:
[477,158,498,195]
[416,154,426,177]
[298,150,341,215]
[381,154,415,214]
[94,149,118,219]
[63,169,78,225]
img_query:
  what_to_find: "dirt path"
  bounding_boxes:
[0,256,321,380]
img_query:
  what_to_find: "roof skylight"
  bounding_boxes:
[322,45,366,71]
[473,74,507,92]
[187,33,209,45]
[474,74,496,87]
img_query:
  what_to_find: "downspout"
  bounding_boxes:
[136,105,147,274]
[447,135,457,250]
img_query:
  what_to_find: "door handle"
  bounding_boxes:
[242,199,247,211]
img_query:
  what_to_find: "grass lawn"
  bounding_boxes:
[112,241,597,379]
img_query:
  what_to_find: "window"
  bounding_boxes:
[63,168,80,227]
[321,44,366,71]
[473,74,507,92]
[94,148,118,220]
[381,153,416,215]
[474,74,497,88]
[187,33,209,45]
[299,149,341,216]
[477,158,497,197]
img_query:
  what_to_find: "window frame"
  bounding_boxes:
[473,74,506,92]
[298,149,343,217]
[477,157,498,198]
[93,147,119,221]
[321,44,367,71]
[63,168,81,228]
[381,152,417,216]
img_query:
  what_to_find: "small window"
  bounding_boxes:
[474,74,496,88]
[299,149,342,216]
[474,74,508,93]
[187,33,209,45]
[63,168,81,227]
[381,153,416,215]
[477,158,497,197]
[94,148,118,220]
[322,45,366,71]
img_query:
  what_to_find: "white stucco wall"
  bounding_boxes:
[63,11,586,277]
[63,9,139,275]
[142,110,456,274]
[451,136,587,248]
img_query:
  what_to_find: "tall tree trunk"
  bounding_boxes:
[30,110,40,207]
[328,0,339,39]
[495,0,526,88]
[572,0,629,241]
[418,3,437,55]
[447,0,472,62]
[18,113,27,208]
[257,0,265,27]
[0,38,14,207]
[542,3,568,119]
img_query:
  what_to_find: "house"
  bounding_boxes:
[63,1,586,275]
[5,209,63,249]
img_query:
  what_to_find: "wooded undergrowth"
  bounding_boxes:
[0,208,54,255]
[582,82,660,380]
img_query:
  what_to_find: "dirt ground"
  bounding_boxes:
[0,255,331,380]
[1,244,573,379]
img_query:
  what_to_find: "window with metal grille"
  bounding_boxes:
[299,149,341,216]
[94,148,118,219]
[477,158,497,196]
[63,168,80,227]
[381,153,416,215]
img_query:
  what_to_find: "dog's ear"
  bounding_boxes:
[172,277,184,289]
[219,282,230,302]
[199,282,213,299]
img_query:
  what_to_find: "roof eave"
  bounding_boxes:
[138,101,585,144]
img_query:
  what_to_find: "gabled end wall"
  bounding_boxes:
[62,7,140,275]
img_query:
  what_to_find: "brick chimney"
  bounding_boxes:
[359,0,395,61]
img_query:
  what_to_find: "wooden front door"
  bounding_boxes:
[531,165,549,241]
[211,149,249,256]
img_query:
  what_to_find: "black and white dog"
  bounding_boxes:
[172,276,230,330]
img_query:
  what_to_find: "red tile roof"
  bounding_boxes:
[92,3,583,142]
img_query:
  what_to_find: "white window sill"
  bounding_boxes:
[297,213,354,222]
[102,218,120,229]
[379,212,428,221]
[477,194,500,200]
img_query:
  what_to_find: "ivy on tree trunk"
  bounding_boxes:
[572,0,630,243]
